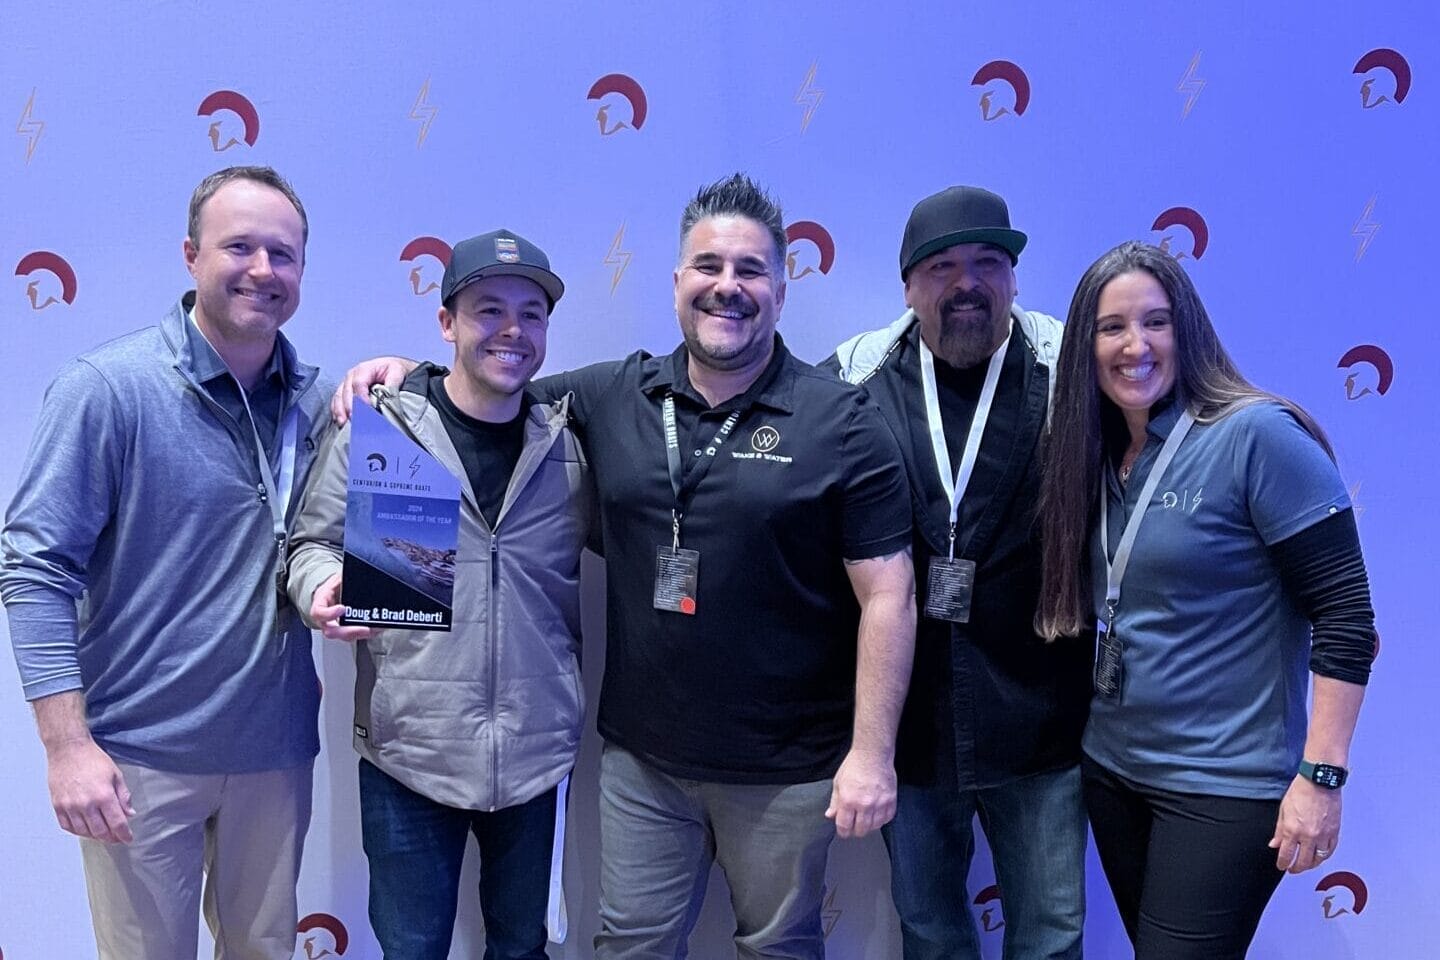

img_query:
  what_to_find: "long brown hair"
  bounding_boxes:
[1034,241,1332,639]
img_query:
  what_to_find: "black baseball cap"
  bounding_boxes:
[441,229,564,308]
[899,186,1028,279]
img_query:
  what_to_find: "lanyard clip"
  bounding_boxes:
[671,510,681,551]
[1105,599,1117,630]
[947,523,957,561]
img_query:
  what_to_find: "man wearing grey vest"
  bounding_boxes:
[287,229,591,960]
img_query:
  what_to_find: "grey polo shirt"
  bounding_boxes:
[1085,401,1351,800]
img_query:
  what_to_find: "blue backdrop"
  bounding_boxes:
[3,2,1435,956]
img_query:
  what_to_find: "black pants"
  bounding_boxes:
[1082,754,1285,960]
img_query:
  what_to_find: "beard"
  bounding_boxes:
[931,289,1008,369]
[682,293,768,372]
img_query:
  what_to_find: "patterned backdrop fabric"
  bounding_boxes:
[2,1,1436,957]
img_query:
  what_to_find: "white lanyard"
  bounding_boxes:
[234,381,300,563]
[1100,410,1196,614]
[189,311,299,536]
[919,324,1011,559]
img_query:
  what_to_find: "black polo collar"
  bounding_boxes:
[639,334,796,415]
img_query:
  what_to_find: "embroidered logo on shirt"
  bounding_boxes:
[1160,486,1203,514]
[732,425,792,464]
[751,425,781,453]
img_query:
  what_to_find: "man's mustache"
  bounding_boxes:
[941,290,992,315]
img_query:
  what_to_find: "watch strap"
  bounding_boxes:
[1299,759,1349,789]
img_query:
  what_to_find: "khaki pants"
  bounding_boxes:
[79,760,312,960]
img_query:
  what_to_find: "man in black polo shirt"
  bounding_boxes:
[336,175,916,960]
[823,187,1091,960]
[551,175,914,959]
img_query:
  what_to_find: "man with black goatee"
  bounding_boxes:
[824,185,1091,960]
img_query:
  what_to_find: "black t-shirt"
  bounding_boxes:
[533,337,912,784]
[892,325,1090,788]
[916,334,1025,549]
[426,373,527,529]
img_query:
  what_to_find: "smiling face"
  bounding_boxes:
[904,242,1016,368]
[183,178,305,350]
[673,214,786,374]
[1093,269,1176,433]
[439,274,549,420]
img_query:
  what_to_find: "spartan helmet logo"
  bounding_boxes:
[1316,871,1369,919]
[973,884,1005,933]
[751,425,781,453]
[296,912,349,957]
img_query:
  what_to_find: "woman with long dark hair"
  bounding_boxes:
[1035,241,1375,958]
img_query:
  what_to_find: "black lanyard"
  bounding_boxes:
[662,393,742,549]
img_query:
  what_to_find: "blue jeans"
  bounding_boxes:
[883,764,1086,960]
[359,759,556,960]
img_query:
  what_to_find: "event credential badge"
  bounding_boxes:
[339,401,462,631]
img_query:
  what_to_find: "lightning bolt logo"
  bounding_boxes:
[17,88,43,163]
[1348,481,1365,521]
[1178,52,1206,120]
[795,61,824,133]
[409,78,439,147]
[1351,194,1379,262]
[604,223,632,295]
[821,885,842,939]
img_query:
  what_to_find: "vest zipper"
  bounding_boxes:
[487,531,500,811]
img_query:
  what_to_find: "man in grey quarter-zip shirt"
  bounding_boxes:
[1,166,328,959]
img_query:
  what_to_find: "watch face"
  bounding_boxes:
[1313,763,1346,788]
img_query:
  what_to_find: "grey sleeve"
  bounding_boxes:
[285,417,351,626]
[1,361,125,700]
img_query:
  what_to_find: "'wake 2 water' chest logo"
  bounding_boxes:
[732,424,792,464]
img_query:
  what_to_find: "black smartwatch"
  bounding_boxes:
[1298,760,1348,790]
